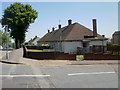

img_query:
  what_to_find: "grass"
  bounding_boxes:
[76,55,84,60]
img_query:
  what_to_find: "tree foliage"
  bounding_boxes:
[0,29,11,46]
[2,3,38,48]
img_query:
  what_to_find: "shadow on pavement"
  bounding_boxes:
[0,60,23,65]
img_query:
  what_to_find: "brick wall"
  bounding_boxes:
[23,46,76,60]
[84,53,120,60]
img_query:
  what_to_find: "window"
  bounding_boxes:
[83,42,87,47]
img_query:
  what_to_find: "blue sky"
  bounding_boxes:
[1,2,118,42]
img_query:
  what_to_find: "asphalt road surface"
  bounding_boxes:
[0,63,118,88]
[0,48,119,88]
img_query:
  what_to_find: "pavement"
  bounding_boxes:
[0,50,12,59]
[0,48,23,64]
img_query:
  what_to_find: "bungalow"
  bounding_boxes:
[28,36,40,45]
[37,19,108,54]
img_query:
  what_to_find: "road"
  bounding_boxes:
[0,48,119,88]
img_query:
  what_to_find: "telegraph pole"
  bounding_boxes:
[5,25,9,59]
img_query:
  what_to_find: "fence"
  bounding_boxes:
[89,45,107,54]
[84,44,120,60]
[107,44,120,55]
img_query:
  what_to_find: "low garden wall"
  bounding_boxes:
[23,46,76,60]
[84,53,120,60]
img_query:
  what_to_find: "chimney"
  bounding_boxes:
[68,19,72,25]
[58,24,61,29]
[93,19,97,37]
[48,30,50,33]
[52,27,55,31]
[35,36,37,38]
[102,35,105,37]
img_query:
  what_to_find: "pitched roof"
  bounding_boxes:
[28,39,33,44]
[28,36,40,43]
[38,23,107,42]
[113,31,120,35]
[32,36,39,41]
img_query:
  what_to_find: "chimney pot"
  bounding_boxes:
[58,24,61,29]
[48,30,50,33]
[68,19,72,25]
[52,27,55,31]
[102,35,105,37]
[93,19,97,37]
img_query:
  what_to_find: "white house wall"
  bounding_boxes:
[37,42,41,46]
[62,41,83,53]
[37,40,108,53]
[62,40,107,53]
[89,40,107,46]
[32,38,40,45]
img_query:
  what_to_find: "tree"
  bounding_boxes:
[2,3,38,49]
[0,29,11,48]
[0,30,2,45]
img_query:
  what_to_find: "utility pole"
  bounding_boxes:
[4,25,9,59]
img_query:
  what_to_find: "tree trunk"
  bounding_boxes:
[15,39,19,49]
[19,40,22,48]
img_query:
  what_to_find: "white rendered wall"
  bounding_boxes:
[89,40,107,46]
[62,41,83,53]
[37,40,108,53]
[32,38,40,45]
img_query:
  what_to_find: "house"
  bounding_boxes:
[27,38,33,45]
[111,31,120,45]
[37,19,108,54]
[28,36,40,45]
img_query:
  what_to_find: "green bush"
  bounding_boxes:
[107,42,120,55]
[76,55,84,60]
[41,44,49,46]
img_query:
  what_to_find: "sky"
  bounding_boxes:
[0,1,118,42]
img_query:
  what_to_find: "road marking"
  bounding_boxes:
[31,66,53,88]
[0,75,50,77]
[68,72,116,76]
